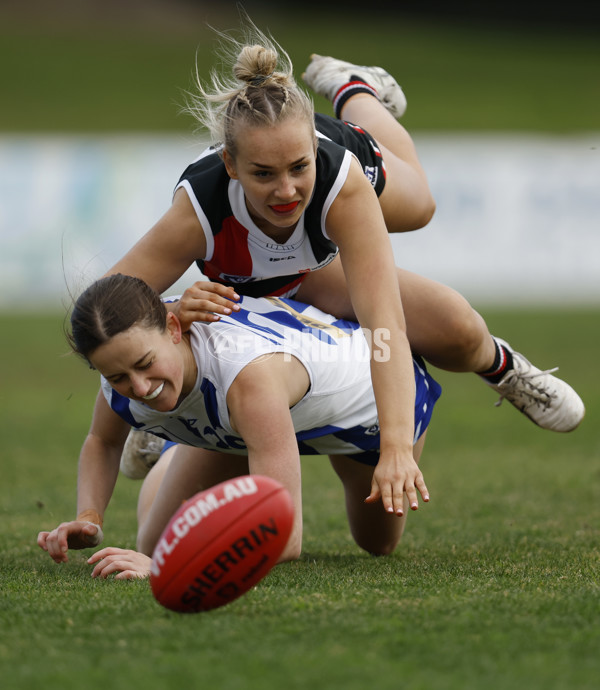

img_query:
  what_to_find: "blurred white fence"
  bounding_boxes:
[1,132,598,309]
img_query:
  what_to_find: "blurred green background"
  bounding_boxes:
[1,0,598,134]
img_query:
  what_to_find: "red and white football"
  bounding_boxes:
[149,474,294,613]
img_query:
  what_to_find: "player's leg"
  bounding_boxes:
[136,444,249,555]
[329,433,427,556]
[303,55,434,232]
[136,449,174,528]
[296,257,584,432]
[297,256,494,371]
[340,95,434,233]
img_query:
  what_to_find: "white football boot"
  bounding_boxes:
[120,429,166,479]
[302,54,407,119]
[487,339,585,432]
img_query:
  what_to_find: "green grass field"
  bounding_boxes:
[1,308,598,690]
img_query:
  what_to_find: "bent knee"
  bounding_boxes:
[136,519,163,557]
[445,307,486,356]
[355,534,401,557]
[384,194,436,233]
[412,196,436,230]
[279,534,302,563]
[364,542,399,557]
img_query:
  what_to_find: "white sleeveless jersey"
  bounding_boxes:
[101,295,441,458]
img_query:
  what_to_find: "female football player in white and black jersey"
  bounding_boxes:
[37,274,442,577]
[106,24,583,442]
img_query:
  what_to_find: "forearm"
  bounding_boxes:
[347,267,416,452]
[369,325,416,453]
[76,433,123,524]
[229,368,304,562]
[246,444,303,563]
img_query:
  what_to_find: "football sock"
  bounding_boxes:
[478,337,514,383]
[333,77,379,119]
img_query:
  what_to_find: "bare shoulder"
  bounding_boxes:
[336,155,374,198]
[153,187,205,240]
[326,156,385,245]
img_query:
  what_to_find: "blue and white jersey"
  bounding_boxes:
[100,295,441,459]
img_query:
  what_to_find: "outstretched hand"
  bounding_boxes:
[88,547,152,580]
[170,281,241,331]
[37,521,104,563]
[365,449,429,516]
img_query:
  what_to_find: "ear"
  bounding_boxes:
[166,311,183,344]
[222,149,238,179]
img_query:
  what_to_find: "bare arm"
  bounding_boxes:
[37,391,131,563]
[227,354,309,562]
[326,159,428,515]
[76,392,130,521]
[105,189,240,327]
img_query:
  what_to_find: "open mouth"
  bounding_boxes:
[142,382,164,401]
[270,201,300,214]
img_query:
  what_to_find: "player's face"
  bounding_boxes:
[89,321,192,412]
[224,117,317,237]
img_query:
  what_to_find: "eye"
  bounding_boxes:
[253,170,271,178]
[139,359,154,370]
[292,163,308,173]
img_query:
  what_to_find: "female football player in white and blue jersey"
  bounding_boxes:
[38,274,441,577]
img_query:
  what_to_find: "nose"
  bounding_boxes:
[129,372,152,398]
[276,174,295,200]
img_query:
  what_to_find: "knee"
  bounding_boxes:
[448,307,486,355]
[136,521,160,557]
[279,533,302,563]
[385,193,436,232]
[354,533,401,557]
[414,195,436,230]
[369,544,397,557]
[427,296,488,368]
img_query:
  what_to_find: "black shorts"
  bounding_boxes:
[315,112,387,197]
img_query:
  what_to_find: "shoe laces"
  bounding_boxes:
[494,365,559,408]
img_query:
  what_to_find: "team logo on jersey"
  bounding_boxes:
[364,166,378,188]
[365,424,379,436]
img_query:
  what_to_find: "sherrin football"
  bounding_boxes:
[150,475,294,612]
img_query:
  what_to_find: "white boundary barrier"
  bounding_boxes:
[1,133,598,308]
